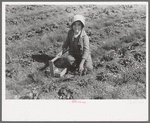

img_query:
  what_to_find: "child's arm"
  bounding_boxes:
[62,31,70,52]
[82,35,90,60]
[79,58,85,73]
[79,35,90,73]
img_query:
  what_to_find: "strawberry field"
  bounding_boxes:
[5,4,147,99]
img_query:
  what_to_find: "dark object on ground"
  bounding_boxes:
[32,54,55,70]
[32,54,54,63]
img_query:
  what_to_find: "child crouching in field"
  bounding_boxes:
[62,14,93,75]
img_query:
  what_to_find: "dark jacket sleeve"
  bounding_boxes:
[62,30,70,49]
[82,35,90,60]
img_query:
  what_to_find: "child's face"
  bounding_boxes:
[72,21,83,34]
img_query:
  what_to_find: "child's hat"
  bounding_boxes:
[71,14,85,27]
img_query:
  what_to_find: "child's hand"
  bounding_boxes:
[62,48,66,54]
[79,62,84,74]
[79,59,85,73]
[62,48,68,54]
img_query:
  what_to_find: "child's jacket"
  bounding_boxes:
[62,29,91,60]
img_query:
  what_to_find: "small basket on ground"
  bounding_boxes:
[49,50,68,77]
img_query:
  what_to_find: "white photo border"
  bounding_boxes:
[2,1,149,121]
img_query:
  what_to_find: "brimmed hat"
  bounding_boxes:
[71,14,85,27]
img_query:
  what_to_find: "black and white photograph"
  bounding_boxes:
[2,1,149,121]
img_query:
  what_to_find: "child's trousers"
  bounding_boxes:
[66,54,93,71]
